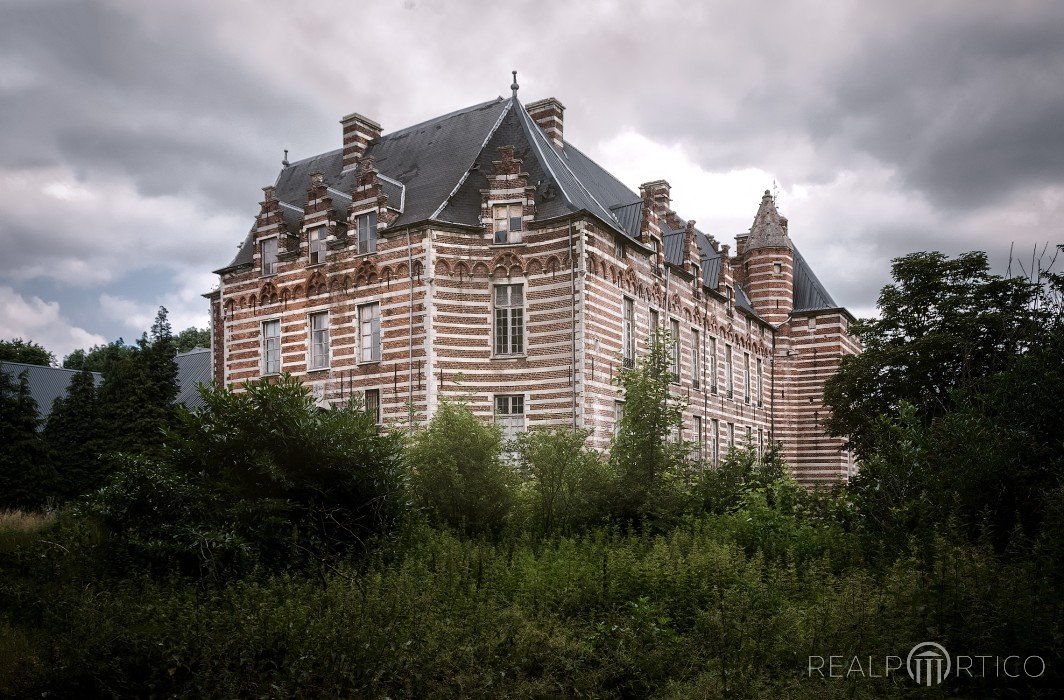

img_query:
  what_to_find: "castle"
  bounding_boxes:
[207,84,860,484]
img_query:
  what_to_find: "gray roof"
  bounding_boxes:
[792,246,837,312]
[0,362,102,422]
[175,347,212,410]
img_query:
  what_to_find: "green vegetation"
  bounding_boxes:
[0,249,1061,696]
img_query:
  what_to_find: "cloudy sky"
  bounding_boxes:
[2,0,1062,360]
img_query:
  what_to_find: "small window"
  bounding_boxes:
[622,297,635,367]
[308,312,329,370]
[711,419,720,465]
[692,264,701,295]
[756,358,764,407]
[669,319,680,380]
[725,344,734,396]
[494,284,524,355]
[746,425,753,448]
[613,401,624,437]
[757,428,764,459]
[743,352,751,404]
[357,211,378,254]
[725,285,734,312]
[709,337,718,394]
[652,239,662,276]
[494,394,525,442]
[262,319,280,375]
[261,237,279,276]
[365,389,380,424]
[614,237,625,259]
[808,317,816,331]
[728,422,735,450]
[493,203,523,244]
[694,415,703,458]
[359,302,381,363]
[691,328,701,389]
[773,261,782,275]
[308,227,327,265]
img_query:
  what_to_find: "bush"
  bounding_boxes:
[407,399,517,533]
[514,428,614,535]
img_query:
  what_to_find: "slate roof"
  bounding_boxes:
[792,246,837,312]
[175,347,212,410]
[0,362,102,422]
[218,94,843,325]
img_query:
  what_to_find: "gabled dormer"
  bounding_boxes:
[481,145,535,245]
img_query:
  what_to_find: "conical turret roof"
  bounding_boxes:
[745,190,792,250]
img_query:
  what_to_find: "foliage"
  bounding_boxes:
[514,428,614,535]
[174,326,211,353]
[62,339,135,373]
[407,399,516,534]
[0,338,54,366]
[84,374,407,575]
[610,326,692,525]
[42,368,105,501]
[0,370,57,510]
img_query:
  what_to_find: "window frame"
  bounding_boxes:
[493,393,527,442]
[307,311,330,371]
[709,337,718,394]
[492,282,526,357]
[308,226,327,265]
[743,351,752,404]
[261,235,279,276]
[669,319,680,382]
[364,388,381,425]
[492,202,524,244]
[358,302,381,364]
[262,318,281,376]
[725,343,734,397]
[622,296,635,367]
[691,328,701,389]
[356,210,378,255]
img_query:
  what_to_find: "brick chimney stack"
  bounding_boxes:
[525,97,565,148]
[340,112,382,172]
[639,180,671,215]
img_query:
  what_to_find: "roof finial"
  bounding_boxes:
[282,149,289,167]
[511,70,519,98]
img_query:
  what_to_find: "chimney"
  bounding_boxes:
[525,97,565,148]
[340,112,382,172]
[639,179,671,214]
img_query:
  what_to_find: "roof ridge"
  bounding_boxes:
[0,361,104,377]
[384,97,505,140]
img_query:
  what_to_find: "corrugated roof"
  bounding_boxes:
[175,348,212,410]
[0,362,102,424]
[792,246,837,312]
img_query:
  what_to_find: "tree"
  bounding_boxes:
[0,369,57,509]
[824,251,1052,458]
[62,339,135,373]
[407,399,516,533]
[175,327,211,353]
[828,248,1064,548]
[43,368,105,501]
[0,338,54,366]
[609,326,691,525]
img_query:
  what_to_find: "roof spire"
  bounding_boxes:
[511,70,519,98]
[282,149,289,167]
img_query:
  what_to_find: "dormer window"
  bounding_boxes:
[357,211,378,254]
[493,203,523,244]
[725,285,734,314]
[261,236,278,276]
[692,263,701,295]
[308,227,327,265]
[652,239,662,276]
[614,236,625,259]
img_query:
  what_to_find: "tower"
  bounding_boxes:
[739,190,793,327]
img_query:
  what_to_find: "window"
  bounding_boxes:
[694,415,703,458]
[728,422,735,450]
[773,261,782,275]
[494,395,525,442]
[261,236,279,276]
[669,319,680,380]
[308,227,327,265]
[725,285,734,314]
[493,203,523,244]
[744,352,751,404]
[725,344,734,397]
[494,284,524,355]
[357,211,378,254]
[614,401,624,436]
[622,297,635,367]
[710,337,718,393]
[757,428,764,459]
[614,237,625,260]
[808,317,816,332]
[365,389,381,424]
[359,302,381,363]
[262,320,280,375]
[649,309,660,350]
[652,239,662,276]
[308,312,329,370]
[691,328,701,389]
[711,419,720,465]
[746,426,753,449]
[756,358,763,407]
[692,263,701,295]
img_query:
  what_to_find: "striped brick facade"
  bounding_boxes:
[210,94,859,485]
